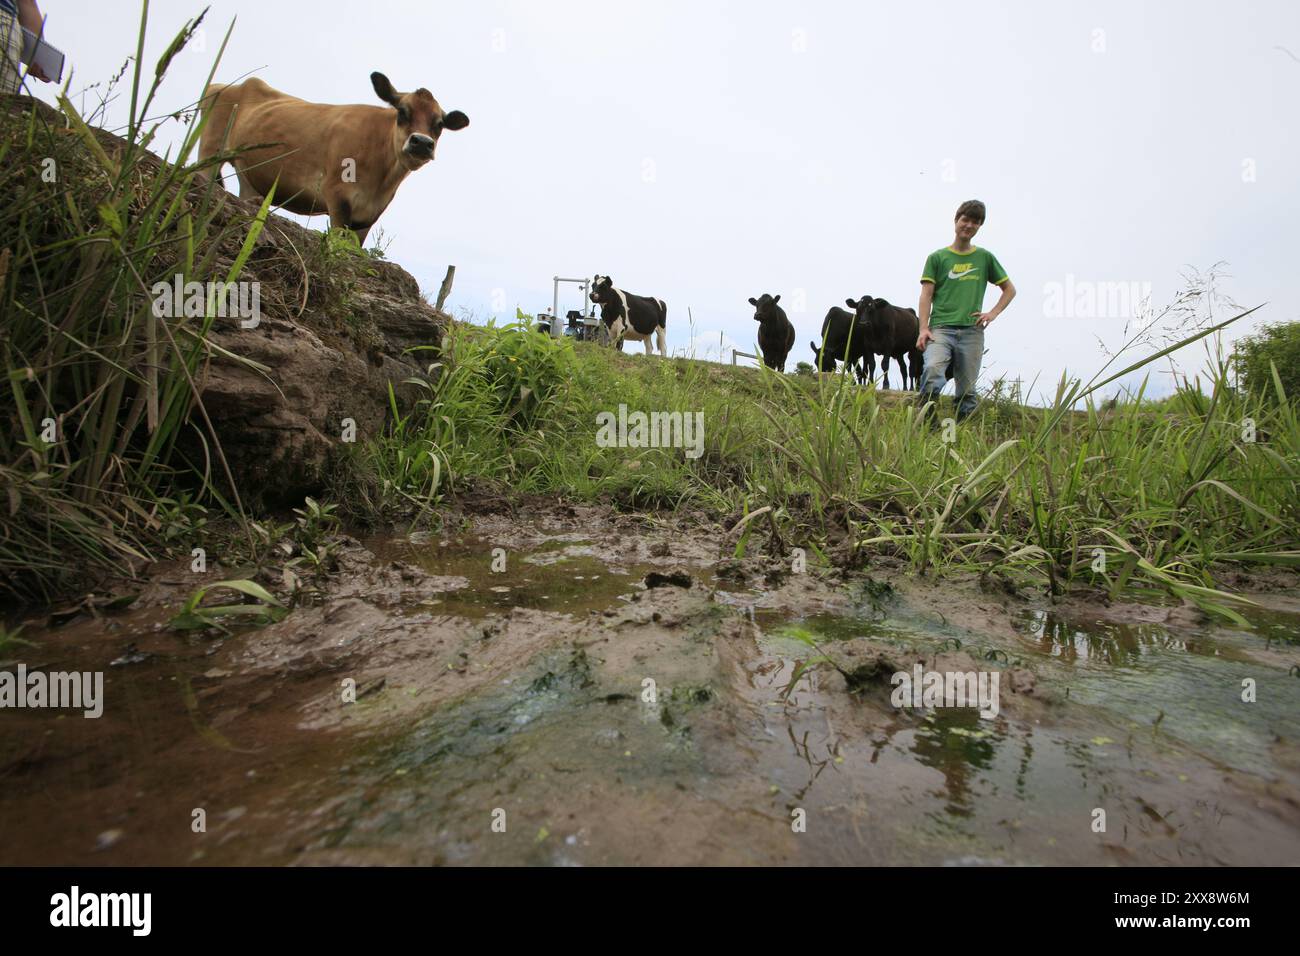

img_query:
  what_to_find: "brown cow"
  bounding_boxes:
[197,73,469,243]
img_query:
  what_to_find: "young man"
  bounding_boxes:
[916,199,1016,421]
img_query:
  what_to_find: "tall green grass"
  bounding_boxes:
[331,314,743,520]
[0,2,268,600]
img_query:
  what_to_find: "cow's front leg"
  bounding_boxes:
[326,195,367,244]
[327,195,352,232]
[326,185,379,246]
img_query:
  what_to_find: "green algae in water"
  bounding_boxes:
[528,648,596,694]
[309,644,711,859]
[1014,609,1300,776]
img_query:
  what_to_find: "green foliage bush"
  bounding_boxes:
[1232,321,1299,403]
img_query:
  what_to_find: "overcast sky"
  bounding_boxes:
[37,0,1300,401]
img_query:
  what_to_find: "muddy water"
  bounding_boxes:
[2,515,1298,866]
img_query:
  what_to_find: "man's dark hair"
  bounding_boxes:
[955,199,986,223]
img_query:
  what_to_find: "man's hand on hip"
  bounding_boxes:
[972,312,996,329]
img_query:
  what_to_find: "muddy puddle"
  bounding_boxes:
[2,507,1298,865]
[364,533,662,619]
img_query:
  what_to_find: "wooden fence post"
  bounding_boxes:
[435,265,456,311]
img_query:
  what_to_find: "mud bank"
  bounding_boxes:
[2,503,1298,866]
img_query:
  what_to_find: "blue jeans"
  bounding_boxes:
[919,325,984,419]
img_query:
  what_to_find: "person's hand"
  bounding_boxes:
[27,63,50,82]
[916,327,933,351]
[972,311,996,328]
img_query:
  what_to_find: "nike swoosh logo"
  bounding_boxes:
[948,268,979,280]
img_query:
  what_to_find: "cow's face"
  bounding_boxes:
[371,72,469,170]
[590,276,624,343]
[589,275,616,308]
[810,340,836,372]
[848,295,885,333]
[748,293,781,322]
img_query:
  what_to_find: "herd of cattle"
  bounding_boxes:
[195,73,943,390]
[589,276,946,390]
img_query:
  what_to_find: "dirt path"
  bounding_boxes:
[2,502,1298,865]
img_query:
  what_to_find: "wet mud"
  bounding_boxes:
[2,504,1298,866]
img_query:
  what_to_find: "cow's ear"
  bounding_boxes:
[874,297,889,308]
[371,72,401,107]
[810,341,817,352]
[443,110,470,131]
[845,298,856,308]
[772,295,780,304]
[748,297,757,306]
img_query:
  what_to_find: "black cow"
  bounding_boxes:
[589,275,667,356]
[846,296,927,390]
[747,293,796,371]
[810,305,873,384]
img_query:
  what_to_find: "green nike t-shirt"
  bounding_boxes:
[920,246,1010,328]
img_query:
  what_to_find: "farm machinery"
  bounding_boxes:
[536,275,608,343]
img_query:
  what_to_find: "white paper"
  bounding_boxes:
[19,27,64,83]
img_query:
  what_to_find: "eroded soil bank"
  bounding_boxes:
[2,502,1298,865]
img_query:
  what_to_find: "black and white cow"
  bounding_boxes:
[589,275,667,356]
[747,293,796,371]
[810,305,873,384]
